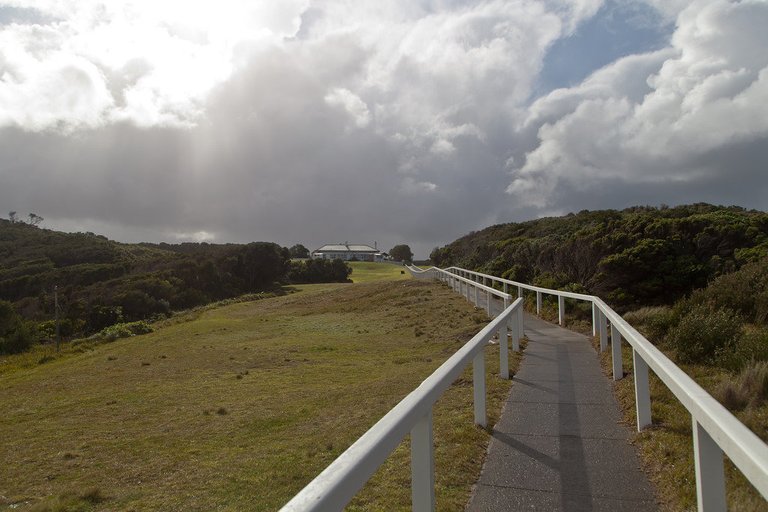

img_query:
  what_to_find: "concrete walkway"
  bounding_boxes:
[466,314,658,511]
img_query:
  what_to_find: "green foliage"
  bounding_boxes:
[288,244,310,259]
[0,221,341,354]
[287,259,351,284]
[389,244,413,263]
[0,299,38,354]
[668,303,743,364]
[98,321,153,342]
[431,204,768,310]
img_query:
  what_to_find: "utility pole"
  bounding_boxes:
[54,286,61,352]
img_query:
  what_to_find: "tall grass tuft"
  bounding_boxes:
[716,361,768,411]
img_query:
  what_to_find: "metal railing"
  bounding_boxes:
[435,266,768,511]
[281,266,524,511]
[282,265,768,511]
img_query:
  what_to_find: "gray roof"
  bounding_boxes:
[315,244,378,253]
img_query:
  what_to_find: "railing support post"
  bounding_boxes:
[693,419,726,512]
[633,349,652,430]
[558,295,565,326]
[503,282,508,295]
[486,290,491,316]
[517,285,522,298]
[510,306,520,353]
[473,285,478,307]
[599,311,608,352]
[411,410,435,512]
[536,291,541,315]
[591,302,597,336]
[517,306,524,341]
[500,302,509,379]
[473,351,486,427]
[611,323,623,380]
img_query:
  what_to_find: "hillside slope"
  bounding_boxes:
[0,221,332,345]
[430,204,768,310]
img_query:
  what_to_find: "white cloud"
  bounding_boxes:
[400,176,437,194]
[324,87,370,128]
[174,230,216,243]
[508,0,768,207]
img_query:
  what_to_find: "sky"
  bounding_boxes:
[1,0,766,258]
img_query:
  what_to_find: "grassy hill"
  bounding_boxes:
[0,274,516,511]
[0,221,349,354]
[431,204,768,310]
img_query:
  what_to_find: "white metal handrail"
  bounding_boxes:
[430,265,768,510]
[280,269,525,511]
[282,265,768,511]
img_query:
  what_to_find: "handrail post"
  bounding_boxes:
[558,295,565,326]
[510,305,520,352]
[473,284,478,307]
[486,290,491,316]
[517,285,522,298]
[503,282,508,295]
[611,323,623,380]
[599,311,608,352]
[633,349,652,430]
[693,419,726,511]
[517,305,524,341]
[411,410,435,512]
[536,291,541,315]
[473,351,486,427]
[591,302,597,336]
[500,299,509,379]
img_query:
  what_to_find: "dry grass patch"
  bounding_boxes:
[1,278,517,511]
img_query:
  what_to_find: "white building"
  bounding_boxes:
[311,243,386,262]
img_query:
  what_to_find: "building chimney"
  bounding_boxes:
[374,241,377,250]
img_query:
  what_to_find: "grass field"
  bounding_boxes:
[0,273,517,511]
[348,261,410,283]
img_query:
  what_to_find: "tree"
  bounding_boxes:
[289,244,310,259]
[28,213,43,226]
[8,211,17,223]
[390,244,413,263]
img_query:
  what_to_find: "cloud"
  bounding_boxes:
[508,0,768,208]
[324,88,370,128]
[0,1,766,260]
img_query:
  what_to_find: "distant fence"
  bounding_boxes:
[281,266,768,511]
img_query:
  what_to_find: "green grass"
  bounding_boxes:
[348,261,410,283]
[593,336,768,511]
[0,278,518,511]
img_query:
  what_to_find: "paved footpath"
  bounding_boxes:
[466,313,658,511]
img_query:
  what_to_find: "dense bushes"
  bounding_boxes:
[431,204,768,310]
[0,300,37,354]
[97,321,153,342]
[625,255,768,371]
[667,303,743,364]
[287,259,351,283]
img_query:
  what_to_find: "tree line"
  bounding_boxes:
[0,220,350,354]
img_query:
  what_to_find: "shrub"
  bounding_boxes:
[668,303,742,364]
[718,328,768,371]
[98,321,153,342]
[0,321,37,354]
[622,306,679,343]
